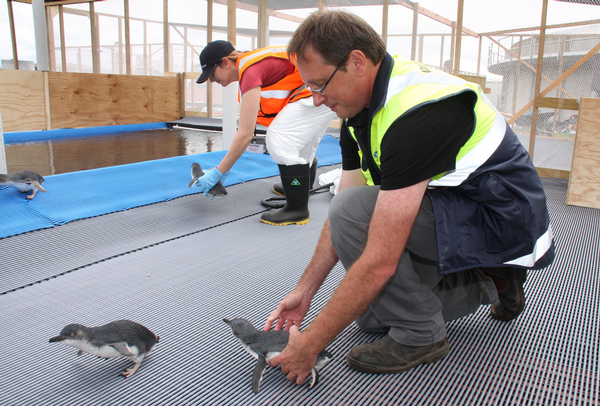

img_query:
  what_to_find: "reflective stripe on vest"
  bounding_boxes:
[349,55,502,187]
[237,46,311,127]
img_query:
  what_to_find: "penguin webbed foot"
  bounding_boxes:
[120,363,141,378]
[77,350,83,356]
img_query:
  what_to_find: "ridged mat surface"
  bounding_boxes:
[0,176,597,406]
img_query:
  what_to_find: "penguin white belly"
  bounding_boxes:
[12,182,35,192]
[236,338,281,362]
[61,338,136,359]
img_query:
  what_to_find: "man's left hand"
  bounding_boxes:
[268,326,318,385]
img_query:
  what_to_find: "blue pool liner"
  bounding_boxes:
[0,134,341,239]
[4,122,169,144]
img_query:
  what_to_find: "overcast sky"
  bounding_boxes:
[1,0,599,78]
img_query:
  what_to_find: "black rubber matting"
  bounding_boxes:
[0,176,597,405]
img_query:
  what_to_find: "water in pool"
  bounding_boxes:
[5,127,224,176]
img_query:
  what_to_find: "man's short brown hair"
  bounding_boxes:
[288,10,387,68]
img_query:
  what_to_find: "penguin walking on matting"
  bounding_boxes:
[49,320,159,378]
[0,170,47,200]
[223,318,332,393]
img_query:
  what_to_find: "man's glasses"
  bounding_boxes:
[306,59,345,96]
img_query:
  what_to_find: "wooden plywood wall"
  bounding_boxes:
[567,97,600,209]
[0,70,48,132]
[0,69,181,132]
[49,72,180,129]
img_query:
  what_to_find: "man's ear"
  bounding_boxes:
[349,50,368,77]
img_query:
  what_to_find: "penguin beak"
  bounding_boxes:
[223,318,231,324]
[49,335,64,343]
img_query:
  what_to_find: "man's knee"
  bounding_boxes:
[328,186,379,230]
[328,187,355,229]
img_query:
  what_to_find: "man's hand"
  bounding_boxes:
[264,290,311,331]
[268,326,318,385]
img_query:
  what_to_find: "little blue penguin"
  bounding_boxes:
[0,170,47,199]
[223,318,332,393]
[188,162,227,197]
[49,320,159,378]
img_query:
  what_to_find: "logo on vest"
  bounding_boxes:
[291,179,301,186]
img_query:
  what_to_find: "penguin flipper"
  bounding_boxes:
[31,181,46,192]
[309,368,319,389]
[110,342,135,357]
[252,354,268,394]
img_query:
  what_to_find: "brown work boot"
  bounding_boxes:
[485,268,527,321]
[345,334,449,374]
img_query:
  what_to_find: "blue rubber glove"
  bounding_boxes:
[194,167,229,198]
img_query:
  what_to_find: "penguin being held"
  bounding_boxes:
[223,318,332,393]
[188,162,227,197]
[49,320,159,378]
[0,170,46,199]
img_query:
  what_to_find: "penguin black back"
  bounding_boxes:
[50,320,159,378]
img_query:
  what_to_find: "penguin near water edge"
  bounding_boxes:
[0,170,47,199]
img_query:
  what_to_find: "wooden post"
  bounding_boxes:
[528,0,548,159]
[258,0,267,48]
[476,35,482,75]
[143,21,148,75]
[59,5,67,72]
[553,36,566,133]
[7,0,19,70]
[0,108,7,174]
[207,0,213,118]
[118,16,123,74]
[411,2,418,61]
[228,0,236,44]
[223,0,238,149]
[382,0,388,45]
[439,35,444,69]
[47,5,56,72]
[453,0,464,74]
[43,71,51,130]
[164,0,170,74]
[449,22,456,72]
[90,1,99,73]
[512,36,523,118]
[124,0,131,75]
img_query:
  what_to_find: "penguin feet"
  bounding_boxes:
[120,363,141,378]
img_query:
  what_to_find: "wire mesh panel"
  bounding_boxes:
[25,1,598,170]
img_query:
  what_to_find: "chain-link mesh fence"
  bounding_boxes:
[8,0,600,172]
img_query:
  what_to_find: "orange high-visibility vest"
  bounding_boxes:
[236,46,311,127]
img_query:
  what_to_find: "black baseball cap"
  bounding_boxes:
[196,40,235,84]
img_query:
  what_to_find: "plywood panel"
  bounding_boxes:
[0,69,48,132]
[48,72,180,129]
[455,73,486,90]
[566,97,600,209]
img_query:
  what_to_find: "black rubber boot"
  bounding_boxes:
[261,163,310,226]
[273,157,318,196]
